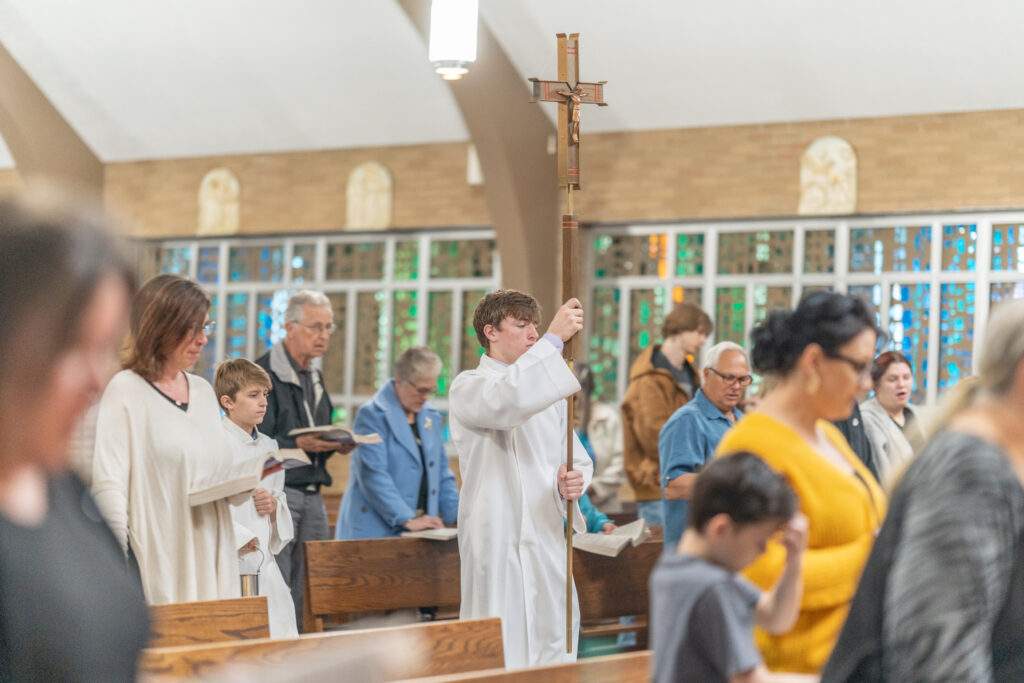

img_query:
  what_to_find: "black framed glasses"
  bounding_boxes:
[825,351,871,379]
[707,367,753,387]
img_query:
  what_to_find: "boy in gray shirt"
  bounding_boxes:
[650,452,810,683]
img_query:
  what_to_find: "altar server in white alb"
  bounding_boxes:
[216,359,297,637]
[449,289,593,669]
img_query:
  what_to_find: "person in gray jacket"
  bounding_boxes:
[859,351,924,487]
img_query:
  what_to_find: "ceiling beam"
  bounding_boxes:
[0,41,102,197]
[397,0,561,318]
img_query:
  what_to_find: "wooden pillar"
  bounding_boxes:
[397,0,561,318]
[0,41,103,197]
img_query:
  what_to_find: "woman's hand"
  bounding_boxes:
[404,515,445,531]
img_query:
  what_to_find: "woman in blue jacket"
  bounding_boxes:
[336,347,459,538]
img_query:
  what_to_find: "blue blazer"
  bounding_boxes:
[335,381,459,539]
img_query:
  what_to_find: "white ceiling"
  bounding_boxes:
[1,0,1024,170]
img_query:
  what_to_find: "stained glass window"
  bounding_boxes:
[941,224,977,272]
[394,240,420,280]
[353,291,385,395]
[193,294,218,381]
[671,286,702,306]
[327,242,385,280]
[593,234,669,279]
[991,224,1024,272]
[753,286,792,324]
[715,287,746,344]
[628,288,668,368]
[717,231,793,274]
[589,287,621,402]
[427,291,454,396]
[848,285,883,327]
[803,229,835,273]
[460,289,489,372]
[255,290,289,353]
[849,226,931,273]
[290,243,317,283]
[431,240,495,278]
[226,293,249,359]
[938,282,975,391]
[675,233,704,276]
[323,292,348,394]
[197,246,220,283]
[228,245,284,282]
[990,281,1024,310]
[159,246,192,276]
[391,290,419,366]
[887,283,930,404]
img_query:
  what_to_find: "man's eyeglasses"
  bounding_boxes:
[707,367,753,387]
[298,322,337,335]
[826,352,871,379]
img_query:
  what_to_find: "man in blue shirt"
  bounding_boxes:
[659,342,751,549]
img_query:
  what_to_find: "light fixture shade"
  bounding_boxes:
[428,0,478,80]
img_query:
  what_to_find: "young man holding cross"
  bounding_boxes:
[449,289,592,669]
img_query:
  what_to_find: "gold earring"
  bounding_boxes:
[806,372,821,395]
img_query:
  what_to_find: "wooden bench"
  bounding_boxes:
[303,536,662,643]
[399,650,651,682]
[148,596,270,648]
[140,616,504,679]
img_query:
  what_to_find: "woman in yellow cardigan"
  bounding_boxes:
[717,292,886,674]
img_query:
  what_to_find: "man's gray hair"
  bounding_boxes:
[285,290,332,323]
[395,346,443,383]
[702,341,748,372]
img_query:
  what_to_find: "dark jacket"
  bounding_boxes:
[256,342,335,489]
[832,402,879,482]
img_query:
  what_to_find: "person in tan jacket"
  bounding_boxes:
[621,302,712,526]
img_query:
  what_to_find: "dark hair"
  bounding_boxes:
[0,196,134,411]
[662,302,713,338]
[471,289,541,349]
[124,274,210,381]
[688,452,797,531]
[749,291,881,376]
[871,350,912,386]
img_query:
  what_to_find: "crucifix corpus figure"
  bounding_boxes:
[531,32,608,653]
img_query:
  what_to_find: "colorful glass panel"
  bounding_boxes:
[427,291,454,397]
[391,290,419,366]
[394,240,420,280]
[991,224,1024,272]
[671,286,702,306]
[228,244,284,282]
[589,287,621,402]
[291,243,317,283]
[326,242,385,280]
[675,233,705,276]
[593,234,669,279]
[715,287,746,344]
[193,293,218,381]
[159,246,192,275]
[803,229,835,274]
[717,230,793,274]
[753,286,792,324]
[460,289,489,372]
[848,285,883,327]
[887,283,930,404]
[323,292,348,394]
[431,240,495,278]
[353,291,385,395]
[990,281,1024,310]
[197,246,220,283]
[941,223,977,272]
[226,292,249,359]
[938,282,975,391]
[849,226,931,273]
[628,288,668,369]
[255,290,289,354]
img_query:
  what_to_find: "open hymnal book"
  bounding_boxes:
[188,450,312,507]
[400,527,459,541]
[288,425,383,446]
[573,519,649,557]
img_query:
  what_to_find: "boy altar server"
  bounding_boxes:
[449,290,592,668]
[216,359,298,637]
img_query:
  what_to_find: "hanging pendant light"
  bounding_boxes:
[428,0,478,80]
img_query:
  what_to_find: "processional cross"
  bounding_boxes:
[529,32,607,653]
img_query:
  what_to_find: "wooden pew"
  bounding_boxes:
[140,617,504,679]
[148,596,270,648]
[303,536,662,642]
[400,650,651,682]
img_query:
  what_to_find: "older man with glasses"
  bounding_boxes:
[657,341,751,549]
[335,346,458,541]
[256,289,353,630]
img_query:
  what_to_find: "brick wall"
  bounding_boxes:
[98,107,1024,238]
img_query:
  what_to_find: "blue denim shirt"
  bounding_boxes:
[658,389,742,548]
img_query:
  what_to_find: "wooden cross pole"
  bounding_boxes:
[529,32,607,654]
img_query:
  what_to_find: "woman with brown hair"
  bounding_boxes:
[0,197,149,681]
[92,274,266,605]
[859,351,924,487]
